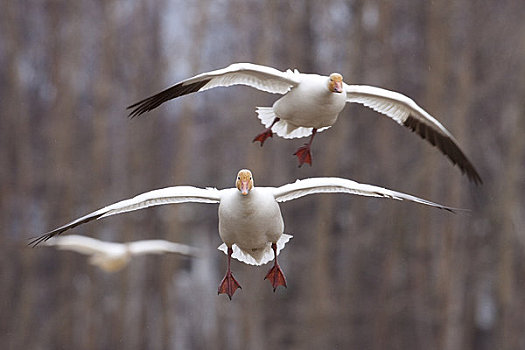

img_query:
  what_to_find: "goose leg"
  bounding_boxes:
[293,128,317,167]
[218,246,241,300]
[252,118,280,146]
[264,242,287,291]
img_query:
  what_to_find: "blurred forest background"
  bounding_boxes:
[1,0,524,349]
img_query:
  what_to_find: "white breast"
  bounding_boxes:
[218,188,284,251]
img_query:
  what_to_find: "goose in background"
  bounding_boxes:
[127,63,481,184]
[44,235,199,272]
[31,169,457,299]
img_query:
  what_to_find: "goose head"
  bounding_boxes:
[328,73,344,93]
[236,169,254,195]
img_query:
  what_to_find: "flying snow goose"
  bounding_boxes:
[44,235,199,272]
[31,169,456,299]
[127,63,481,184]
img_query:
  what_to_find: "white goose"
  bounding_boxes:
[128,63,481,184]
[44,235,199,272]
[31,169,456,299]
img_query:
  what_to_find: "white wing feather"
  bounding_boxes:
[31,186,221,246]
[345,84,456,140]
[127,63,301,118]
[182,63,300,94]
[97,186,221,219]
[272,177,455,211]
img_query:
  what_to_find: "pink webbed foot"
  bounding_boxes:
[252,117,280,147]
[218,246,241,300]
[218,272,242,300]
[293,128,317,167]
[252,128,273,146]
[264,242,287,292]
[293,145,312,167]
[264,264,287,291]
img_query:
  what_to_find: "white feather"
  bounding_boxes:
[218,234,292,266]
[181,62,299,94]
[272,177,455,211]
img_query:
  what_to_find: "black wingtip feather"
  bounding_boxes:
[28,212,106,247]
[403,115,482,185]
[127,79,211,119]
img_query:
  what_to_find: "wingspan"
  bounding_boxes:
[30,186,221,246]
[345,84,482,184]
[127,63,300,118]
[272,177,457,212]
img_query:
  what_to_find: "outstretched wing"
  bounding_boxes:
[30,186,221,246]
[345,84,482,185]
[272,177,457,212]
[128,63,300,118]
[127,240,199,257]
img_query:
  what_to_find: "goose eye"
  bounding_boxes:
[237,176,240,180]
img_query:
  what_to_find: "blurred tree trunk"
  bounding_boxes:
[1,0,34,237]
[160,0,209,348]
[409,1,452,349]
[372,1,401,348]
[120,1,165,348]
[50,1,81,348]
[91,1,118,349]
[5,0,37,332]
[494,21,525,350]
[284,0,315,72]
[437,1,481,349]
[339,1,365,348]
[437,3,471,350]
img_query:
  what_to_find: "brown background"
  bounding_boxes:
[1,0,524,349]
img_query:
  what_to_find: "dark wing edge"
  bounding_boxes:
[127,79,211,118]
[403,115,482,185]
[28,213,105,247]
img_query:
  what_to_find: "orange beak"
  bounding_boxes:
[334,81,343,93]
[240,180,250,195]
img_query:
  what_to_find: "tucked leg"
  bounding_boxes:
[264,242,287,291]
[253,117,280,146]
[218,246,241,300]
[293,128,317,167]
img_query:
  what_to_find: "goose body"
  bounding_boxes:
[218,187,285,265]
[269,73,346,135]
[128,63,481,184]
[31,169,456,298]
